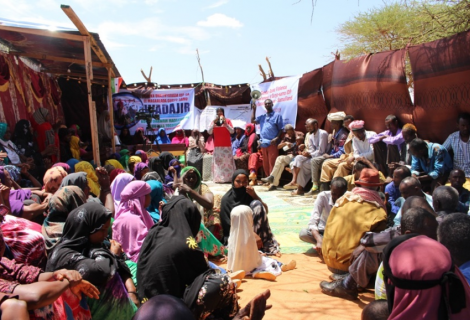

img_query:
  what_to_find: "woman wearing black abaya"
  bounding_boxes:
[137,195,239,320]
[220,169,280,256]
[148,156,165,182]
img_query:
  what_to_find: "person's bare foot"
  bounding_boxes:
[234,289,272,320]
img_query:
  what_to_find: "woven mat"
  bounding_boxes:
[206,181,314,254]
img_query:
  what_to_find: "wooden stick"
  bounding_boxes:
[0,25,84,41]
[13,52,111,68]
[266,57,274,78]
[107,68,116,153]
[258,64,267,81]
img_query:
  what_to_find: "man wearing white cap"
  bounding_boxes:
[298,112,349,196]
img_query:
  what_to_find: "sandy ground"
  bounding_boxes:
[215,252,373,320]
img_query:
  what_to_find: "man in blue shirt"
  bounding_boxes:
[385,166,411,215]
[438,213,470,285]
[251,99,284,182]
[409,138,453,192]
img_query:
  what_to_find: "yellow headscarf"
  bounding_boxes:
[69,135,81,160]
[129,156,142,164]
[105,159,124,170]
[75,161,100,197]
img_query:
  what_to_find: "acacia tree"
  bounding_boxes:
[336,0,470,59]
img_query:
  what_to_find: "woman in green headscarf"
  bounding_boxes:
[175,166,226,256]
[119,149,130,171]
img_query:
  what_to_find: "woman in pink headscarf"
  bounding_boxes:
[112,180,153,284]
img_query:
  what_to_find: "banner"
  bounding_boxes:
[198,104,251,131]
[251,75,300,128]
[112,88,195,134]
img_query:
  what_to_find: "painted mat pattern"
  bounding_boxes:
[206,182,314,254]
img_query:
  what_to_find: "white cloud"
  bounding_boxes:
[204,0,228,10]
[197,13,242,28]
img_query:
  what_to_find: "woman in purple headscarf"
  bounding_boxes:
[133,162,149,180]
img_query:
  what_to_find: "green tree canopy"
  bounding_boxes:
[336,0,470,58]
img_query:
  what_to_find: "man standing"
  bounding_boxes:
[443,113,470,190]
[303,112,349,196]
[251,99,284,181]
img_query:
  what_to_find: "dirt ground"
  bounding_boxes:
[217,252,373,320]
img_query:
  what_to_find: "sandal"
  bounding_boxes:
[283,183,297,190]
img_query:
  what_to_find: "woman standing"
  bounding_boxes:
[187,129,205,175]
[31,108,59,163]
[98,110,113,147]
[208,108,235,183]
[137,196,239,319]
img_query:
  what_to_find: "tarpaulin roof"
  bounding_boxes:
[0,17,121,85]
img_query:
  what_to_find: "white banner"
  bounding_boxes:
[251,75,300,128]
[198,104,251,131]
[112,88,195,134]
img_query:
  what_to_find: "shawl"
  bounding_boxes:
[205,135,214,154]
[386,235,470,320]
[66,158,79,173]
[98,110,112,140]
[119,149,130,170]
[180,166,201,190]
[148,157,165,182]
[113,181,153,262]
[245,123,257,154]
[142,171,162,183]
[32,107,49,125]
[352,187,386,211]
[159,152,175,170]
[227,205,262,273]
[134,162,149,180]
[188,133,204,151]
[74,161,100,197]
[137,196,209,301]
[59,172,88,190]
[110,173,135,208]
[135,150,148,163]
[45,202,114,285]
[171,132,189,147]
[52,162,71,173]
[69,135,81,160]
[110,168,126,183]
[220,169,254,239]
[146,180,165,223]
[155,128,171,144]
[43,166,68,193]
[105,159,124,171]
[42,186,86,251]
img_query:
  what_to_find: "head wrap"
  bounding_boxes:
[146,180,165,223]
[155,128,171,144]
[74,161,100,197]
[52,162,71,173]
[135,150,148,163]
[3,165,20,182]
[13,120,32,142]
[113,181,153,262]
[119,149,130,170]
[98,110,112,140]
[105,159,124,171]
[43,186,86,251]
[327,111,346,122]
[69,135,81,160]
[180,166,202,190]
[349,120,365,131]
[43,166,68,193]
[110,168,126,183]
[110,173,135,208]
[134,162,149,180]
[32,107,49,125]
[66,158,79,173]
[148,157,165,182]
[60,172,88,190]
[0,123,7,140]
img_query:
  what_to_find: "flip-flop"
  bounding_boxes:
[283,183,297,190]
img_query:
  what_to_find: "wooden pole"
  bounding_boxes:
[107,68,116,153]
[84,36,100,165]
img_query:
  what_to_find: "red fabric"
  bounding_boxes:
[0,55,9,86]
[408,30,470,143]
[296,68,329,129]
[31,121,59,163]
[245,124,257,153]
[213,126,232,147]
[28,68,45,99]
[261,144,278,176]
[248,152,263,172]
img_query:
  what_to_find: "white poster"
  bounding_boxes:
[198,104,251,131]
[112,88,195,134]
[251,75,300,128]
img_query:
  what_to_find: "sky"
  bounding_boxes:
[0,0,382,86]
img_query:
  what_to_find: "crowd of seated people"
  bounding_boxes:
[0,105,468,319]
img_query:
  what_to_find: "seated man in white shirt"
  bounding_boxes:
[298,177,348,257]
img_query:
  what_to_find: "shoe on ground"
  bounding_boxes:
[253,272,277,281]
[229,270,246,280]
[267,185,277,191]
[249,172,257,181]
[283,183,298,190]
[329,273,349,281]
[261,176,274,183]
[320,280,358,300]
[281,260,296,272]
